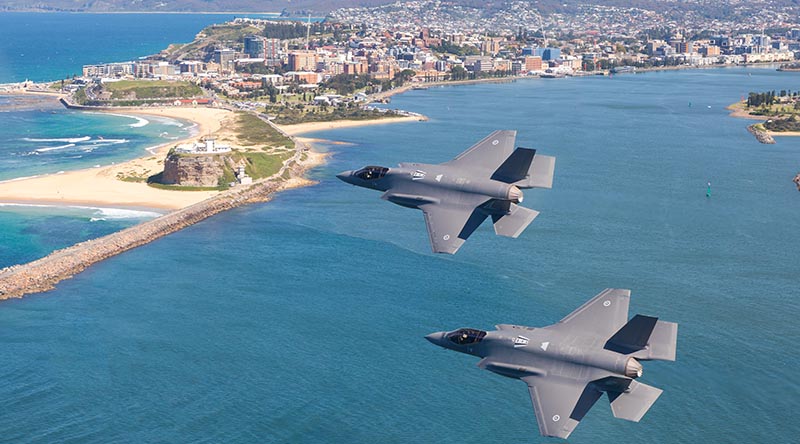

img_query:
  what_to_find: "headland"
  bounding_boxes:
[0,90,422,300]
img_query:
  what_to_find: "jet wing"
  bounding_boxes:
[419,202,489,254]
[522,375,602,439]
[444,130,516,174]
[555,288,631,338]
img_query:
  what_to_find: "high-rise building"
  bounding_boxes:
[244,36,265,58]
[535,47,560,60]
[524,56,543,71]
[213,49,237,72]
[288,51,317,71]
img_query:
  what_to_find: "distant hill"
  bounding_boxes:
[0,0,393,13]
[2,0,798,22]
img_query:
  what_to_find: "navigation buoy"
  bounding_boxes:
[706,181,712,198]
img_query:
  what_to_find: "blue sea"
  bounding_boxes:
[0,12,254,265]
[2,14,800,444]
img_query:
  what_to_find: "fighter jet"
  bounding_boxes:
[425,289,678,439]
[336,130,555,254]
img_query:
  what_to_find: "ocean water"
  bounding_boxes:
[0,204,162,269]
[0,93,191,267]
[0,94,195,181]
[1,66,799,443]
[0,12,241,264]
[0,13,256,83]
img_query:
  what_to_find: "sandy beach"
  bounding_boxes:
[0,104,425,211]
[0,106,232,210]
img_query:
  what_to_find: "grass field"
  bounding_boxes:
[104,80,203,100]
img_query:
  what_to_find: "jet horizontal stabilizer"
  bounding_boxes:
[608,380,663,422]
[491,204,540,238]
[521,154,556,189]
[630,320,678,362]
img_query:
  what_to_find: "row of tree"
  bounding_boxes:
[746,90,800,108]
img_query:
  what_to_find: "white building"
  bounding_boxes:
[175,137,231,154]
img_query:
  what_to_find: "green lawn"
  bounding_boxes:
[104,80,203,100]
[235,112,293,148]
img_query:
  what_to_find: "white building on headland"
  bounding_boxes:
[174,137,231,154]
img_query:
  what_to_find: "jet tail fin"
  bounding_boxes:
[608,380,663,422]
[491,203,539,238]
[605,315,678,362]
[490,149,555,189]
[491,148,536,183]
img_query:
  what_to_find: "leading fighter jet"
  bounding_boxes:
[425,289,678,439]
[336,130,555,254]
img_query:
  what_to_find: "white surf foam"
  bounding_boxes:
[35,143,76,152]
[0,202,163,220]
[23,136,90,143]
[90,207,163,220]
[99,112,150,128]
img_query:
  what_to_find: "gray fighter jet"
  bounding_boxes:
[425,289,677,439]
[336,130,555,254]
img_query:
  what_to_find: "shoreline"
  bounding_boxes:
[0,116,330,301]
[0,105,229,210]
[727,101,800,138]
[0,96,423,300]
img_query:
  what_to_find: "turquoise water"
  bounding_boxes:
[0,93,191,267]
[0,94,194,181]
[0,204,162,268]
[0,12,230,264]
[1,66,799,442]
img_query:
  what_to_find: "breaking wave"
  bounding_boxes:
[23,136,90,143]
[34,143,76,153]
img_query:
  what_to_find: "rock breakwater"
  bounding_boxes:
[0,178,287,301]
[747,124,776,144]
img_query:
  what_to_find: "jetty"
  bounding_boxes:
[747,124,776,144]
[0,123,313,301]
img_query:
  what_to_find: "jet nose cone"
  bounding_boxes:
[425,332,445,346]
[336,170,353,182]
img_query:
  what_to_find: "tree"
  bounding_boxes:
[450,65,468,81]
[393,69,416,87]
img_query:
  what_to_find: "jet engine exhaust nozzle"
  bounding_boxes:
[624,358,643,378]
[507,185,523,203]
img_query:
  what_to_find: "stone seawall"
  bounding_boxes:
[0,109,317,301]
[747,124,776,144]
[0,176,286,301]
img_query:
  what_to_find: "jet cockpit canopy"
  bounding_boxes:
[354,166,389,181]
[447,328,487,345]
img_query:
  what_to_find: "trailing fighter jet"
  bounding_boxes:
[336,130,555,254]
[425,289,678,439]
